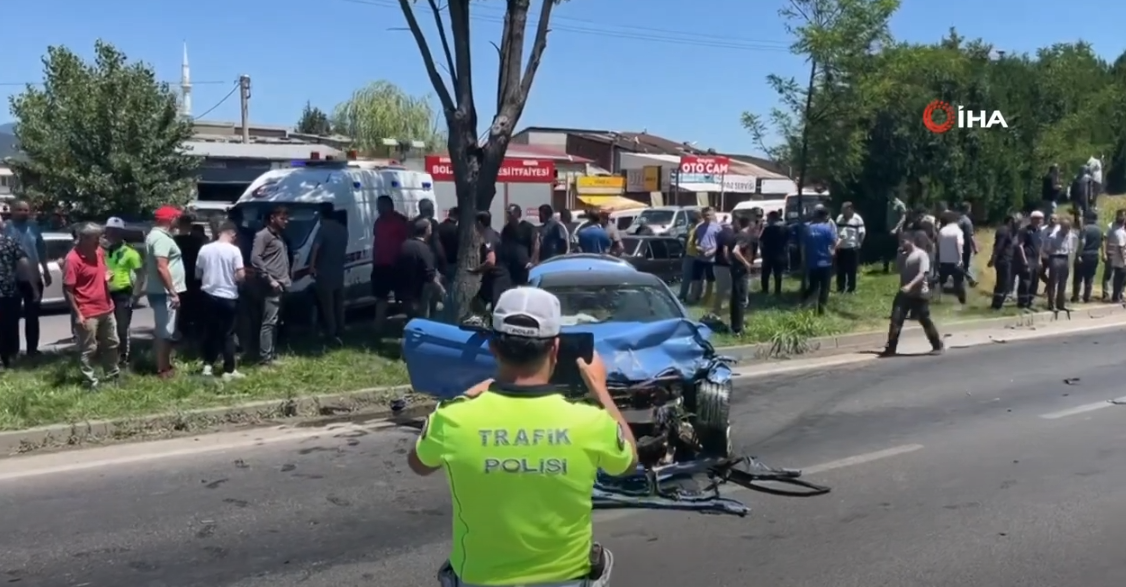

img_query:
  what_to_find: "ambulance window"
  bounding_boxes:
[232,202,321,248]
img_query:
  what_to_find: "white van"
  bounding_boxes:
[732,198,786,222]
[233,158,436,315]
[633,206,700,237]
[610,208,647,232]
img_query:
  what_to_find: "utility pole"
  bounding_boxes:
[238,75,251,144]
[794,59,817,291]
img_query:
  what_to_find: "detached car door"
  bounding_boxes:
[647,239,679,283]
[627,240,659,275]
[401,319,495,399]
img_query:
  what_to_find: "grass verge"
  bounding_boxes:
[0,325,408,432]
[972,194,1126,296]
[7,235,1072,437]
[694,266,1016,354]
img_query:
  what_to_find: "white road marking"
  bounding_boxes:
[595,443,924,522]
[1039,397,1126,420]
[731,354,874,379]
[0,421,397,483]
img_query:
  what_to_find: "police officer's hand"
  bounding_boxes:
[577,352,609,398]
[464,378,494,398]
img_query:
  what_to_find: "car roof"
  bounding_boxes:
[537,268,666,289]
[531,254,637,278]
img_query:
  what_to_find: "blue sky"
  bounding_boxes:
[3,0,1123,154]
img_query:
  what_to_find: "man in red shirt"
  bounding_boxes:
[372,195,408,335]
[64,222,119,387]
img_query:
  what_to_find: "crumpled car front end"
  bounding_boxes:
[401,317,828,515]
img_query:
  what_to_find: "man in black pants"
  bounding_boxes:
[881,230,943,357]
[195,221,245,380]
[500,205,539,286]
[989,213,1018,310]
[470,211,511,310]
[0,224,30,370]
[758,210,788,295]
[727,218,754,336]
[1012,214,1039,309]
[834,202,865,293]
[396,218,445,319]
[5,200,49,357]
[1072,210,1101,304]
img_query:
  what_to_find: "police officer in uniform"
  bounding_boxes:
[409,287,638,587]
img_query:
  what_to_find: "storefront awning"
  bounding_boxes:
[675,182,723,192]
[577,195,647,211]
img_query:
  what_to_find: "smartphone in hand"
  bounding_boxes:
[551,332,595,390]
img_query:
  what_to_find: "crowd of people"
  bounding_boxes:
[0,199,349,387]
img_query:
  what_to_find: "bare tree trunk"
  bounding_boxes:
[447,123,483,323]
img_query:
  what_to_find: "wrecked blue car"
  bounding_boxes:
[402,254,829,515]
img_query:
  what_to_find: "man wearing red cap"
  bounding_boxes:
[144,205,188,377]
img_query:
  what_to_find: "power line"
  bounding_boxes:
[193,82,240,119]
[341,0,793,53]
[0,80,233,87]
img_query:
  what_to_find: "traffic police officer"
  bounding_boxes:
[408,287,639,587]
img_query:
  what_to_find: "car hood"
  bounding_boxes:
[402,317,719,399]
[561,318,715,383]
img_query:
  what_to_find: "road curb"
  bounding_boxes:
[4,304,1123,455]
[0,385,424,456]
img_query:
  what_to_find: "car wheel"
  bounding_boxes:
[694,379,731,457]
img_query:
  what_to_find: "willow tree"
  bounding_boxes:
[397,0,560,320]
[330,80,444,155]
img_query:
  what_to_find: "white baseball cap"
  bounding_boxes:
[492,287,562,338]
[1030,211,1045,219]
[105,217,126,229]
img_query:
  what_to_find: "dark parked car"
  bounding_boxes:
[620,235,684,284]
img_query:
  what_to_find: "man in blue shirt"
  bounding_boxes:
[690,207,721,304]
[575,209,621,255]
[801,205,838,315]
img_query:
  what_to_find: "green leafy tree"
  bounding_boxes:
[744,0,1126,228]
[295,102,332,135]
[330,81,443,154]
[397,0,562,320]
[742,0,900,187]
[8,40,197,220]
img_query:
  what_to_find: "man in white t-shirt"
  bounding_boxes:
[195,221,246,380]
[834,202,865,293]
[936,211,967,304]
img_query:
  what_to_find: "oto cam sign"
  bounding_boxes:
[424,156,556,183]
[679,155,730,175]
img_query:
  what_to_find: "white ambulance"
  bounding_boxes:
[233,153,436,319]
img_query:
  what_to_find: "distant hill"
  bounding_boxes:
[0,123,16,159]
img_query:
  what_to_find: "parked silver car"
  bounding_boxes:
[40,232,74,310]
[40,227,147,311]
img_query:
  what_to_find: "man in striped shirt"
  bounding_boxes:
[1044,217,1079,312]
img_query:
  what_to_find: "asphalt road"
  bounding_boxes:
[4,328,1126,586]
[32,307,155,351]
